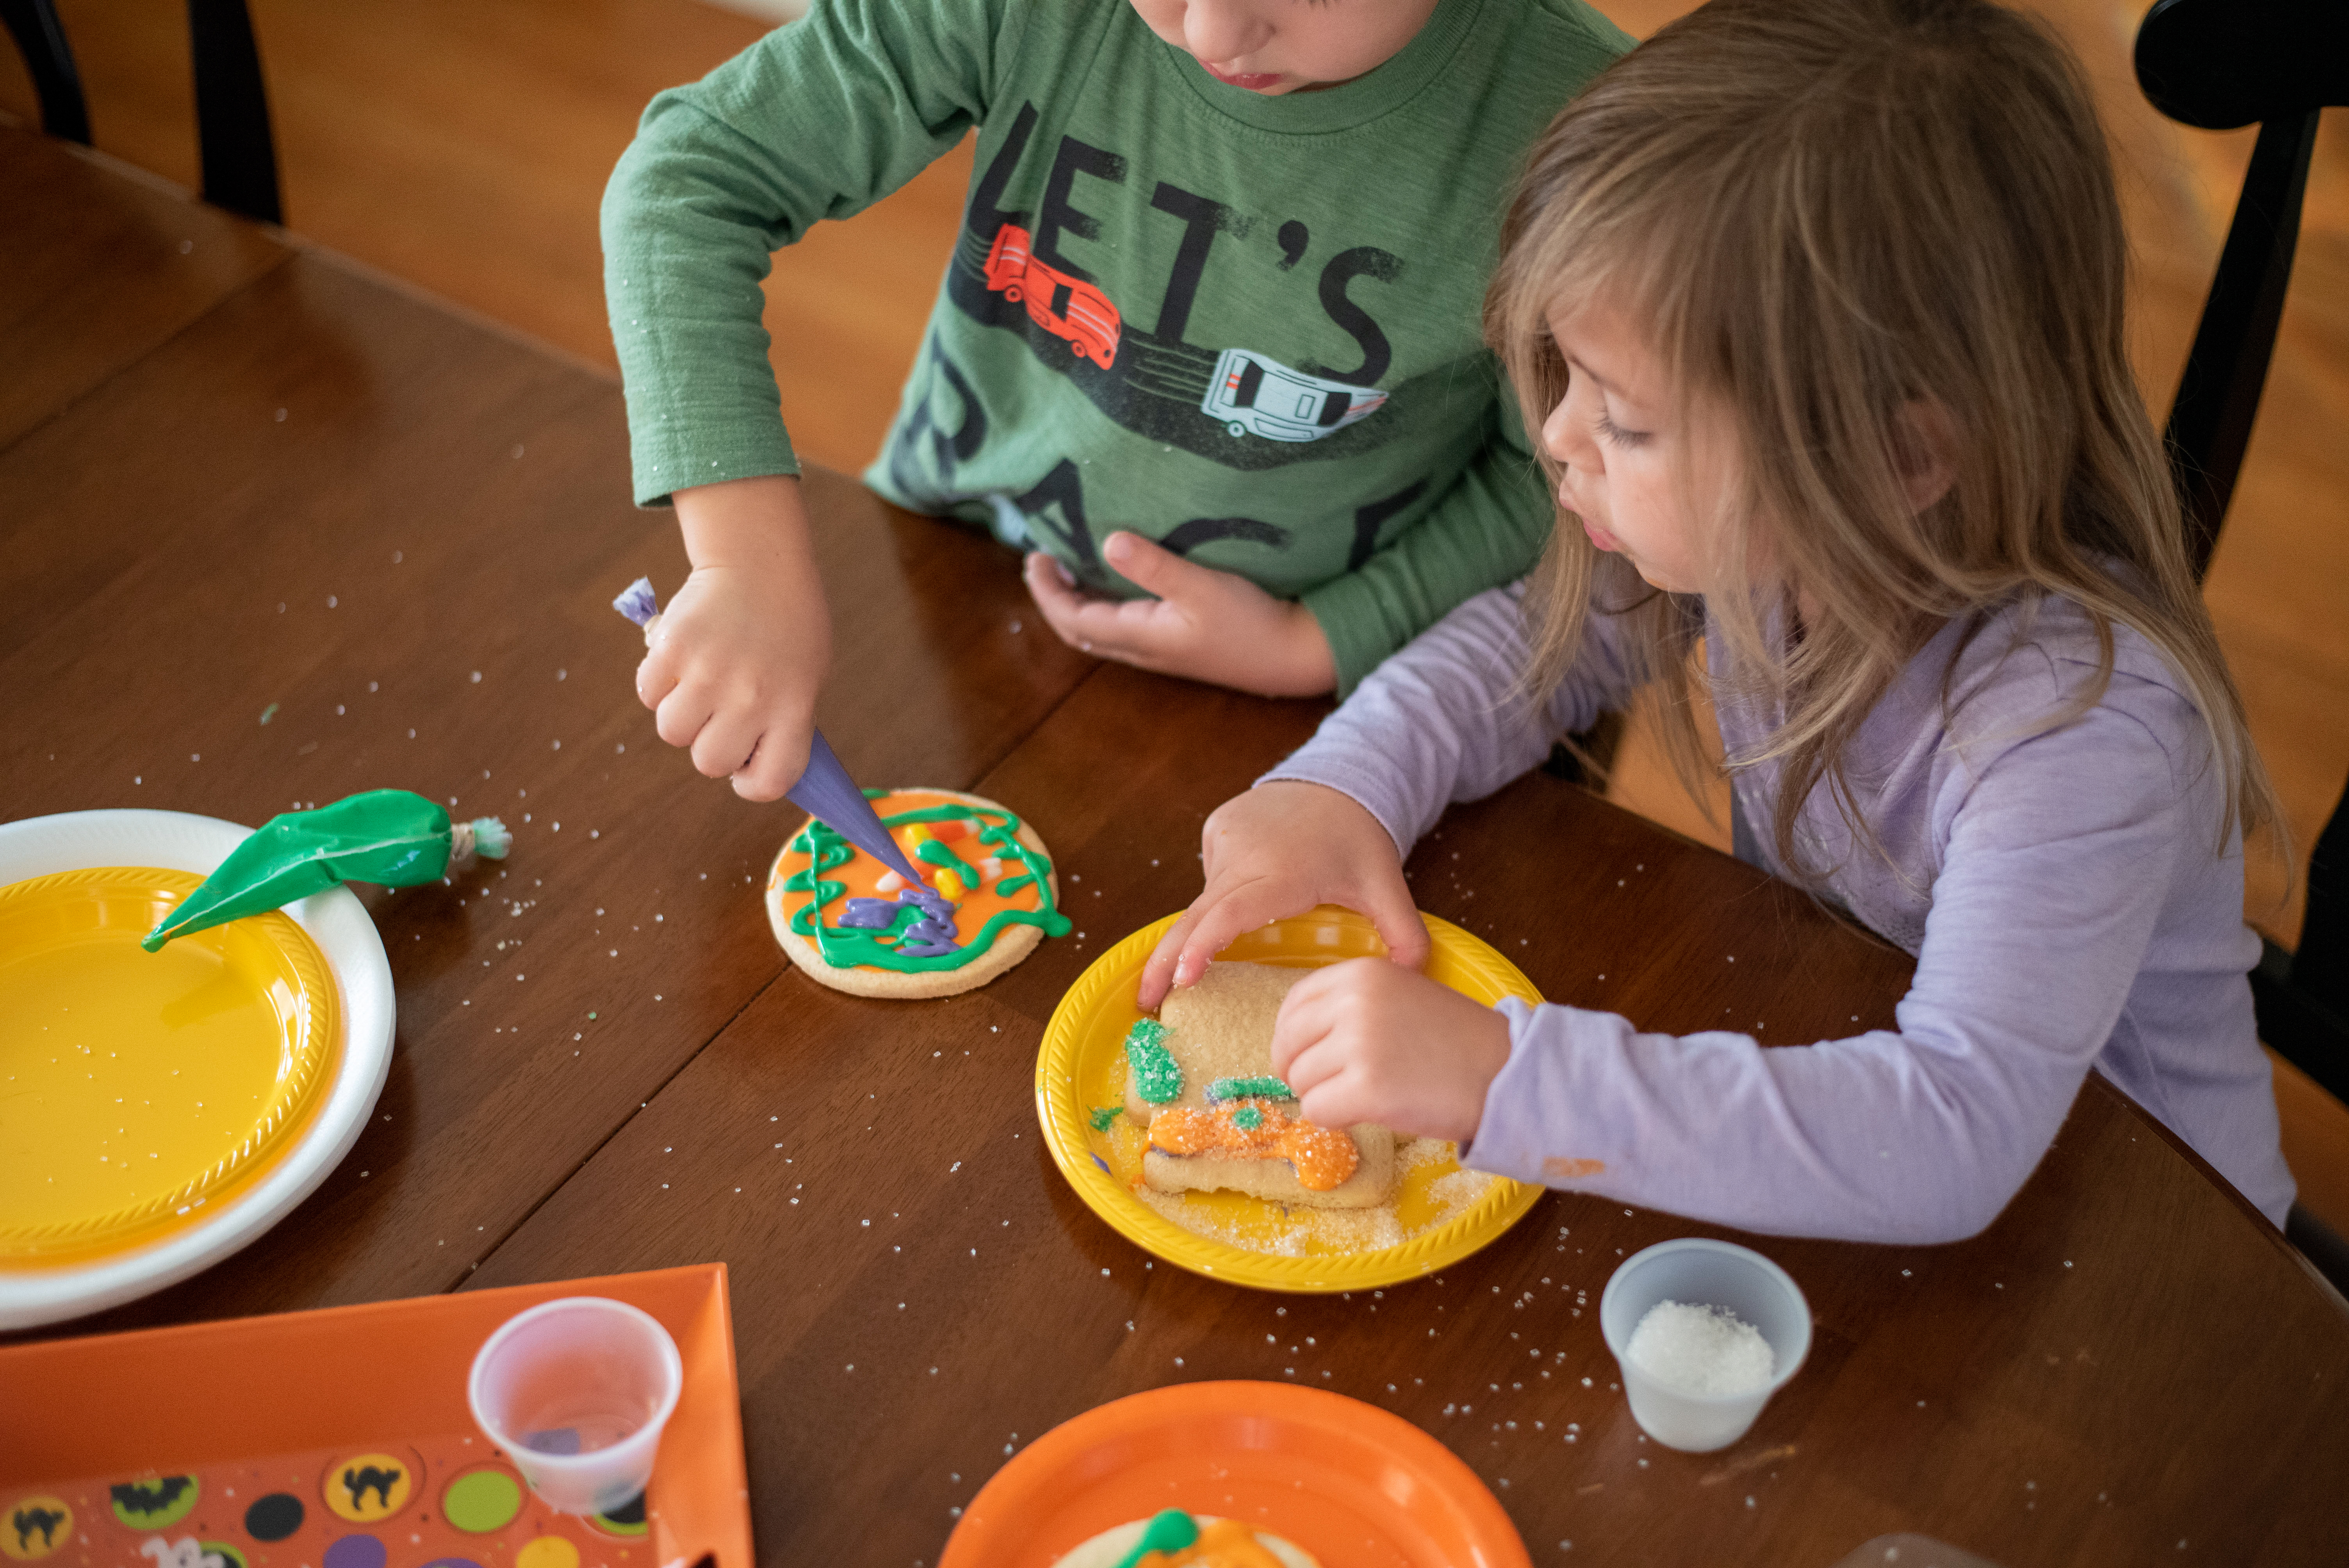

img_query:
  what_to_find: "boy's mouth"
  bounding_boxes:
[1201,60,1285,91]
[1581,518,1622,553]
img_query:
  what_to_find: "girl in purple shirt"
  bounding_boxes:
[1139,0,2294,1242]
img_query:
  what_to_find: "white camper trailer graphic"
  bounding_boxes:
[1201,347,1387,442]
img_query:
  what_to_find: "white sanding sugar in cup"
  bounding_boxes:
[1600,1238,1811,1452]
[1626,1300,1775,1397]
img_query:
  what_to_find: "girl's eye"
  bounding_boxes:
[1596,413,1651,449]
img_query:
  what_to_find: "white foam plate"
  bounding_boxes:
[0,809,396,1330]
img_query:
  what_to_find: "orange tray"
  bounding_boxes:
[0,1266,750,1568]
[940,1382,1530,1568]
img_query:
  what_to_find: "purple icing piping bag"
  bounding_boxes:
[613,576,927,888]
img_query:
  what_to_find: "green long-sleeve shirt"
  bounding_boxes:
[603,0,1629,693]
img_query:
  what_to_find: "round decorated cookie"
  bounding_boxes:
[766,788,1071,1000]
[1048,1512,1318,1568]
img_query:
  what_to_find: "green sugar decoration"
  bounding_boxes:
[1088,1105,1122,1132]
[1125,1018,1183,1104]
[1205,1075,1295,1103]
[1232,1106,1265,1130]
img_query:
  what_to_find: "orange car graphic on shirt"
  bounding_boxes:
[984,223,1121,369]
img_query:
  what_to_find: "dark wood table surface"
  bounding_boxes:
[7,125,2348,1566]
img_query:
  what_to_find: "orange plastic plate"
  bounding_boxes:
[940,1381,1532,1568]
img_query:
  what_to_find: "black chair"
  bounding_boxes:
[2,0,282,223]
[2138,0,2349,1288]
[2137,0,2347,1093]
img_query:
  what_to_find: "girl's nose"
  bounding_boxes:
[1542,389,1595,469]
[1184,0,1271,66]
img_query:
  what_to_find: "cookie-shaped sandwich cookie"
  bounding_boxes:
[768,788,1069,999]
[1126,961,1396,1208]
[1050,1510,1318,1568]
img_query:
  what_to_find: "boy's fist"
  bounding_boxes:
[636,476,831,802]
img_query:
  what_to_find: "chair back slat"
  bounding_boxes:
[2164,112,2318,582]
[0,0,90,144]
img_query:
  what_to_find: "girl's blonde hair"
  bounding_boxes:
[1487,0,2277,876]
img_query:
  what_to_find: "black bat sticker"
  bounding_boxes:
[110,1479,193,1518]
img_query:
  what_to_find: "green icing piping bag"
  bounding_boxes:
[143,788,509,951]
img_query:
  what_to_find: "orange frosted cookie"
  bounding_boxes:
[766,789,1069,1000]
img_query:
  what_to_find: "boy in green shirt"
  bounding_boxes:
[606,0,1628,799]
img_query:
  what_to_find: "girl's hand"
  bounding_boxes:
[1271,959,1512,1144]
[1138,782,1428,1010]
[636,476,833,803]
[1022,531,1337,697]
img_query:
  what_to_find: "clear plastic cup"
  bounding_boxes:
[1599,1238,1811,1453]
[467,1296,683,1515]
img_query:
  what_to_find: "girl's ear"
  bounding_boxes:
[1890,397,1960,514]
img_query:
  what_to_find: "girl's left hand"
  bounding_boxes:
[1022,531,1337,697]
[1271,958,1513,1145]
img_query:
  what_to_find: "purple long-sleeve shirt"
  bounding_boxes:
[1263,584,2293,1242]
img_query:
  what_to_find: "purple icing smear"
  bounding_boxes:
[839,887,964,956]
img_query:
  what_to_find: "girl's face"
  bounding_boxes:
[1128,0,1443,94]
[1538,301,1736,595]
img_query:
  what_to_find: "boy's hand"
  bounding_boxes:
[1271,959,1512,1145]
[635,475,832,803]
[1139,781,1427,1010]
[1023,531,1337,697]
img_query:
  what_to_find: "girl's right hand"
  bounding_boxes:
[1138,781,1428,1011]
[635,475,833,803]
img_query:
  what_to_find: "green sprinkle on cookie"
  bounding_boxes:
[1125,1017,1183,1104]
[1205,1074,1295,1103]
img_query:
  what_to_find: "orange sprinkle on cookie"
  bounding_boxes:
[1147,1102,1360,1192]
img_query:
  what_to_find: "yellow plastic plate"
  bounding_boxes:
[1035,906,1546,1292]
[0,866,341,1267]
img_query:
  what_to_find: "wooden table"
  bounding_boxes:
[6,126,2347,1566]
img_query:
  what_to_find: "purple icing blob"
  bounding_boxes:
[834,887,964,955]
[324,1538,387,1568]
[899,886,959,923]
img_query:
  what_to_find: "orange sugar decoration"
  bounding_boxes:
[1142,1519,1291,1568]
[1147,1102,1360,1192]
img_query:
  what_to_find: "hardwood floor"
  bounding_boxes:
[7,0,2344,1228]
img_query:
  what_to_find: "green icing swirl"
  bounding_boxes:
[916,836,985,886]
[1205,1075,1295,1103]
[1125,1018,1182,1103]
[782,797,1072,973]
[1232,1106,1265,1130]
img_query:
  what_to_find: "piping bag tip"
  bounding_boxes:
[611,578,927,890]
[452,816,511,862]
[790,732,928,888]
